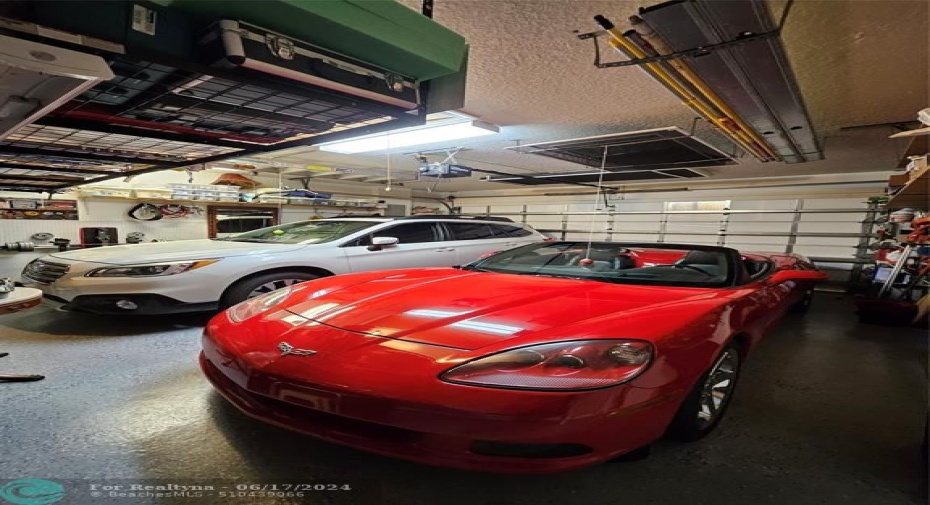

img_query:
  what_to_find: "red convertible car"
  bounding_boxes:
[200,242,827,473]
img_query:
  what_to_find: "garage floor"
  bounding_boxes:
[0,295,925,505]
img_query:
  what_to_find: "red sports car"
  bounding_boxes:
[200,242,827,473]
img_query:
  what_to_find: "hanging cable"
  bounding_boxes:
[584,145,610,259]
[385,137,393,193]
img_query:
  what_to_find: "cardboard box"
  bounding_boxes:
[889,173,910,186]
[908,155,928,182]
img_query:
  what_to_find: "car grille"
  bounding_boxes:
[22,259,70,285]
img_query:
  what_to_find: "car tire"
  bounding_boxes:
[666,343,742,442]
[221,271,321,307]
[790,287,814,313]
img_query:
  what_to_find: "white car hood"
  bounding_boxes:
[48,239,306,265]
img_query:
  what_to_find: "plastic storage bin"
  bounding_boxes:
[133,188,173,199]
[78,186,132,198]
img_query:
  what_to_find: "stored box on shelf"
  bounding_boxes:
[200,20,420,110]
[133,188,173,199]
[287,197,337,205]
[908,156,928,182]
[889,174,910,186]
[8,199,39,209]
[255,195,288,203]
[78,187,132,198]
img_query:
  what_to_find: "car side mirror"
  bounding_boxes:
[766,269,828,285]
[367,236,399,251]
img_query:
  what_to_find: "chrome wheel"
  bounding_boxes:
[246,278,306,298]
[696,348,740,429]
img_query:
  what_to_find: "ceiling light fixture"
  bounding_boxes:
[318,120,499,154]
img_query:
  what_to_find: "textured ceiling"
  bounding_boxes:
[258,0,929,193]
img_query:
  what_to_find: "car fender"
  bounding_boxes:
[216,254,349,292]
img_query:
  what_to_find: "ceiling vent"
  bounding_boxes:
[0,34,113,140]
[493,127,731,185]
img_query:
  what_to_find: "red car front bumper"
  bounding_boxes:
[200,342,684,473]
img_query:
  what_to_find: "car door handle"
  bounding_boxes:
[434,248,454,252]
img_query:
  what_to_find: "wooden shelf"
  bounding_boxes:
[887,170,930,210]
[79,195,384,210]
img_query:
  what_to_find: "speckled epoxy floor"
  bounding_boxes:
[0,295,926,505]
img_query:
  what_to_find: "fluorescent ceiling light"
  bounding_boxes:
[318,120,499,154]
[0,34,114,140]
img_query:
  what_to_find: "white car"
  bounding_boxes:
[21,216,546,315]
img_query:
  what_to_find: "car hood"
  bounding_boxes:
[279,269,722,351]
[48,239,306,265]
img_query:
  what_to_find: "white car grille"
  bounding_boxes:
[22,259,70,285]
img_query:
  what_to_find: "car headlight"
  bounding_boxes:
[227,286,294,323]
[440,339,653,391]
[85,259,219,277]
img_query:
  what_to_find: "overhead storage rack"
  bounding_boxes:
[0,0,469,193]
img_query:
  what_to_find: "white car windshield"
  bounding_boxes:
[219,220,379,244]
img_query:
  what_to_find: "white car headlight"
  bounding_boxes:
[85,260,219,277]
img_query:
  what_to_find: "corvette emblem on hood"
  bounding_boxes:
[277,342,317,357]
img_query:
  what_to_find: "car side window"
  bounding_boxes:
[491,224,533,237]
[445,222,497,240]
[373,223,440,244]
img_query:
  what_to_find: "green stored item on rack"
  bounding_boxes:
[151,0,467,80]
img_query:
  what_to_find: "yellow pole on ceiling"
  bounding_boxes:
[594,15,774,161]
[628,16,779,160]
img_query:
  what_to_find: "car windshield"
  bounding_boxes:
[219,220,379,244]
[466,241,736,288]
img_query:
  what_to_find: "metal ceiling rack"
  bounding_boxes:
[0,21,425,194]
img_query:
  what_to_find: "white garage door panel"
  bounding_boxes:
[792,236,857,257]
[670,235,718,245]
[460,197,869,268]
[727,236,792,246]
[613,201,665,212]
[730,200,799,211]
[666,220,721,232]
[800,212,863,223]
[728,213,795,223]
[527,217,564,226]
[797,223,862,235]
[613,217,664,232]
[801,198,866,210]
[727,221,794,233]
[568,215,610,226]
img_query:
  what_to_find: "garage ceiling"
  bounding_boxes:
[257,0,929,193]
